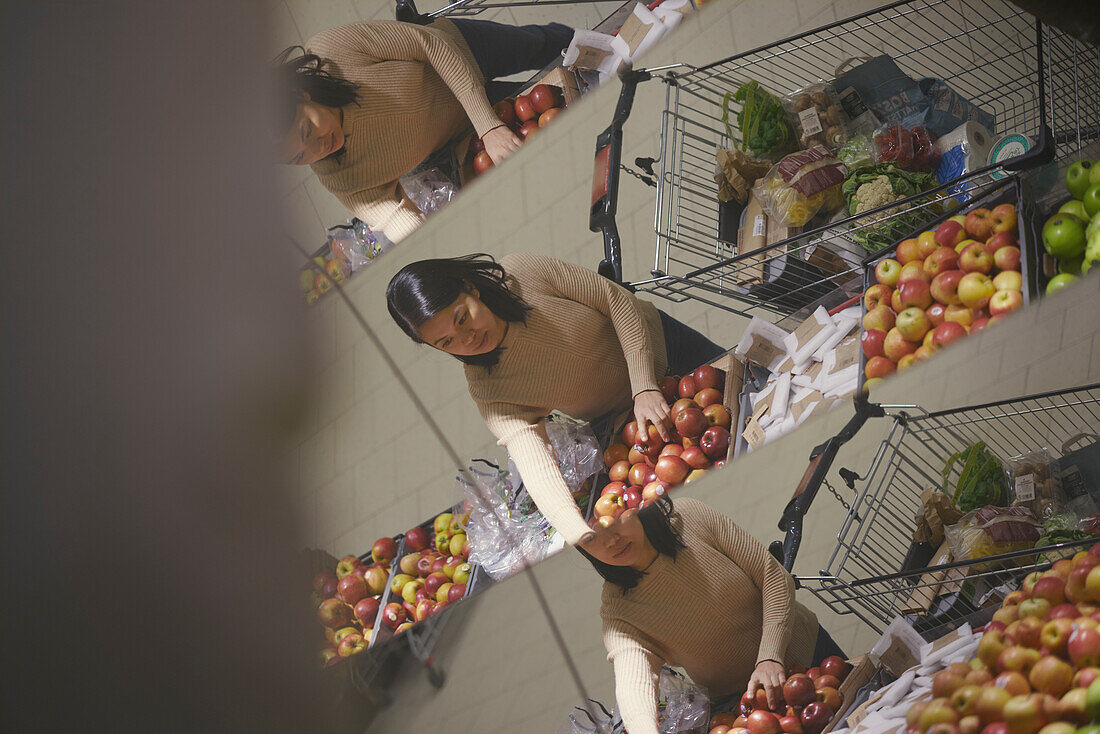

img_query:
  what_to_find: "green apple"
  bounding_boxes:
[1088,213,1100,241]
[1087,676,1100,723]
[1044,213,1087,259]
[1046,273,1079,296]
[1084,228,1100,275]
[1066,159,1096,200]
[1084,184,1100,218]
[1060,199,1089,221]
[1092,161,1100,186]
[1060,254,1084,275]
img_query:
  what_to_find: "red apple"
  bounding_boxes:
[312,570,337,595]
[609,460,631,483]
[783,674,816,707]
[674,407,708,439]
[975,686,1012,724]
[654,454,691,484]
[993,245,1021,272]
[492,99,516,126]
[926,302,947,326]
[1068,627,1100,667]
[381,602,406,629]
[1032,576,1067,606]
[897,238,923,264]
[537,107,561,128]
[931,269,966,306]
[604,442,630,467]
[959,243,994,274]
[899,260,934,285]
[622,486,641,509]
[965,208,994,240]
[336,574,368,605]
[932,321,967,348]
[702,403,732,428]
[517,120,539,140]
[925,246,961,275]
[354,596,380,627]
[862,329,887,359]
[693,364,722,390]
[447,583,466,603]
[864,283,893,311]
[528,84,561,114]
[513,94,536,122]
[989,204,1017,233]
[863,304,897,333]
[895,306,932,341]
[935,219,967,248]
[985,230,1017,255]
[670,398,699,418]
[473,150,494,174]
[699,426,730,459]
[318,597,351,629]
[988,289,1023,317]
[799,702,833,734]
[371,536,397,565]
[819,656,849,680]
[335,555,362,579]
[1041,617,1075,656]
[678,375,699,399]
[680,446,710,470]
[899,278,934,309]
[658,375,680,403]
[336,631,367,657]
[641,480,669,504]
[1002,694,1046,734]
[694,387,723,408]
[815,686,841,710]
[883,327,919,362]
[746,709,781,734]
[1029,655,1073,698]
[865,355,896,380]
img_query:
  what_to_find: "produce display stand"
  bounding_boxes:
[786,383,1100,639]
[590,0,1098,325]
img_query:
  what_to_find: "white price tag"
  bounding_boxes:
[1015,474,1036,502]
[799,107,823,136]
[752,213,766,238]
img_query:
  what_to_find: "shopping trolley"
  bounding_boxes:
[786,384,1100,638]
[590,0,1099,327]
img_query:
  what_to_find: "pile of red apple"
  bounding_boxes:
[861,204,1024,390]
[593,365,732,525]
[903,542,1100,733]
[707,656,852,734]
[471,83,567,176]
[313,537,399,669]
[383,511,472,636]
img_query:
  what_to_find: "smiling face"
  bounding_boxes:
[580,510,658,571]
[279,96,345,166]
[416,288,509,357]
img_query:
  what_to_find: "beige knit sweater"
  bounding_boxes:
[603,498,819,734]
[465,254,667,546]
[304,20,502,243]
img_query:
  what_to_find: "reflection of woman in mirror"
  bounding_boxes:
[275,19,572,243]
[579,497,846,734]
[387,253,724,546]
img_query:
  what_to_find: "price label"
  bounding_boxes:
[752,213,766,238]
[743,417,766,449]
[799,107,823,136]
[574,46,612,69]
[1015,474,1036,502]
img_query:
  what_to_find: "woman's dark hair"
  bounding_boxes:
[273,46,360,138]
[578,497,687,592]
[386,254,533,368]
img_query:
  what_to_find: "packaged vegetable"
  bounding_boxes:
[1008,448,1067,521]
[942,441,1007,513]
[782,82,850,152]
[751,145,847,227]
[837,128,876,170]
[840,163,939,252]
[723,80,795,161]
[944,505,1041,568]
[874,124,940,173]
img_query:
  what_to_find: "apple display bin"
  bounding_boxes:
[589,0,1097,324]
[855,173,1045,397]
[787,383,1100,641]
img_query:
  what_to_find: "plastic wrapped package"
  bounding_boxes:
[734,317,790,371]
[328,220,391,274]
[400,167,456,214]
[944,505,1041,568]
[783,305,837,364]
[563,30,623,85]
[609,2,668,63]
[873,124,940,173]
[658,668,710,734]
[544,414,602,504]
[836,123,877,170]
[760,372,791,428]
[1007,448,1067,521]
[724,81,795,161]
[783,82,850,151]
[752,145,847,227]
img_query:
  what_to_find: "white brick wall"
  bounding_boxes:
[275,1,1100,731]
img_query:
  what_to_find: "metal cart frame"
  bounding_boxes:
[792,384,1100,638]
[591,0,1099,325]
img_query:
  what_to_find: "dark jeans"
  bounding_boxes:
[812,625,848,665]
[448,18,574,104]
[658,309,725,378]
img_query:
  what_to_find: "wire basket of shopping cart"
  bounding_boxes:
[591,0,1100,327]
[797,384,1100,638]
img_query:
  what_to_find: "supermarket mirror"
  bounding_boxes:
[274,0,703,292]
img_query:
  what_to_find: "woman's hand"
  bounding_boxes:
[481,125,522,165]
[747,660,786,711]
[633,389,672,445]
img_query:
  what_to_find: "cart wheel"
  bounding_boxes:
[427,665,446,689]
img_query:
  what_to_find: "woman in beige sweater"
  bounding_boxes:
[275,19,572,243]
[579,497,845,734]
[387,253,724,547]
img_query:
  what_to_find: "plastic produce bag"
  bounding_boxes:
[658,668,710,734]
[944,505,1041,567]
[327,220,390,274]
[558,699,620,734]
[1008,448,1068,521]
[752,145,847,227]
[783,82,850,152]
[457,460,552,580]
[400,166,456,214]
[545,414,602,505]
[873,124,940,173]
[723,80,795,161]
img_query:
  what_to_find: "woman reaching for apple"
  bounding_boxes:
[386,253,724,547]
[275,18,572,244]
[578,497,846,734]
